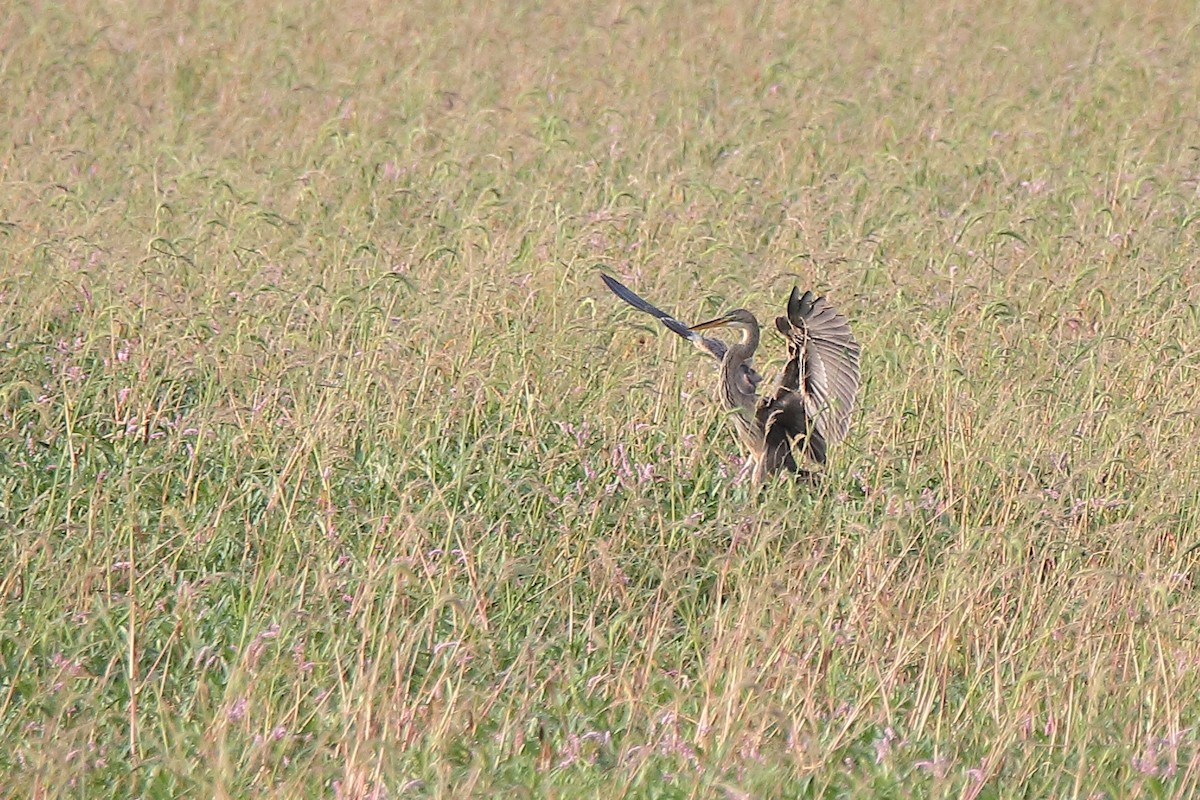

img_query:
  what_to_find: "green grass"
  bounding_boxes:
[4,0,1200,796]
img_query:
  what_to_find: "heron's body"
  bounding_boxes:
[601,274,860,486]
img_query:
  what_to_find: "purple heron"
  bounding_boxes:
[602,273,860,486]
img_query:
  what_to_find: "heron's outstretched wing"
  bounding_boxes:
[600,273,763,389]
[768,288,861,455]
[755,350,825,468]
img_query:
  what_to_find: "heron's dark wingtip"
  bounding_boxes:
[600,273,647,310]
[786,287,802,324]
[788,288,819,325]
[662,318,692,338]
[600,273,697,342]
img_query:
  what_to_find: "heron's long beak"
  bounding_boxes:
[690,314,735,331]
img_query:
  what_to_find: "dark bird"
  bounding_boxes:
[601,273,860,486]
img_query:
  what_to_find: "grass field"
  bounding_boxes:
[4,0,1200,797]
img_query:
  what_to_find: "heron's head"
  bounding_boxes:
[690,308,758,333]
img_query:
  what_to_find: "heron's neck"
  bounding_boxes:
[727,323,759,365]
[719,323,759,413]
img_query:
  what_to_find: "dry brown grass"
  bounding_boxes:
[3,1,1200,797]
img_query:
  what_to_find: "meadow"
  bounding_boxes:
[3,0,1200,796]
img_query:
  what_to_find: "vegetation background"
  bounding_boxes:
[3,0,1200,797]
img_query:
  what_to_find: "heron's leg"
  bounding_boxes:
[794,469,822,486]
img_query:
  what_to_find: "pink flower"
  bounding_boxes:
[914,753,952,778]
[872,727,898,764]
[228,697,248,722]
